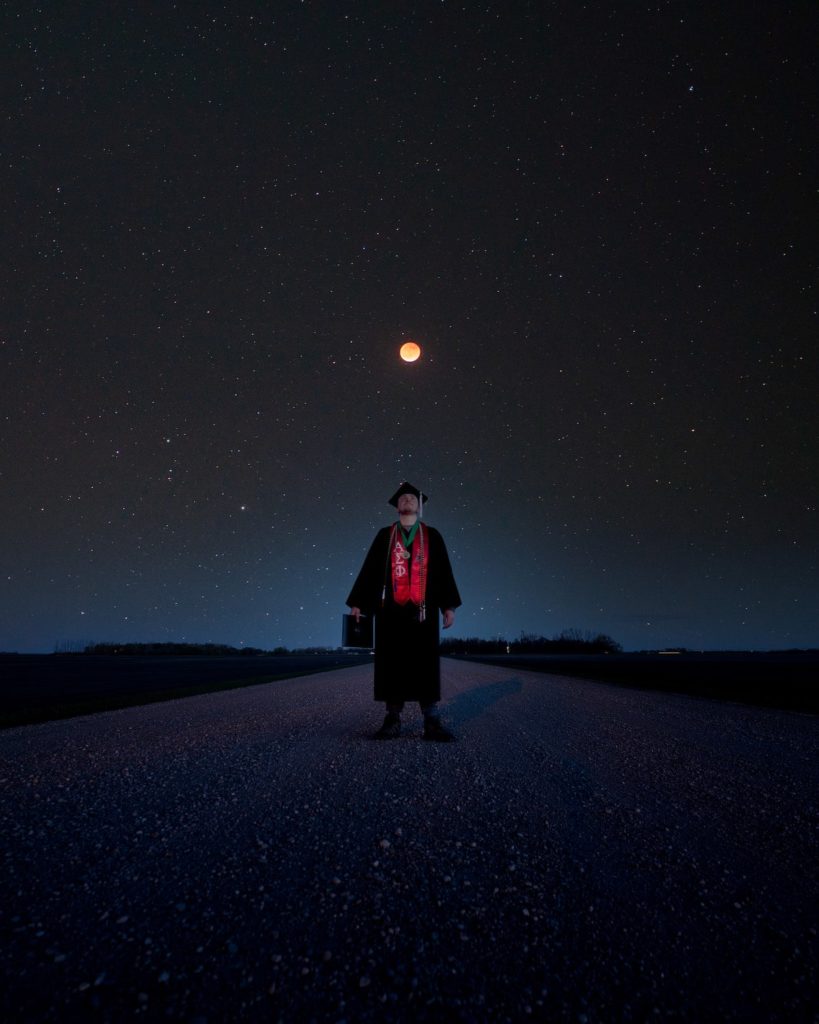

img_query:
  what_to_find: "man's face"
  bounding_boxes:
[397,493,419,515]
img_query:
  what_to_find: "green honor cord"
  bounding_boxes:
[400,522,420,548]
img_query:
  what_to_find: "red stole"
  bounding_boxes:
[390,523,428,611]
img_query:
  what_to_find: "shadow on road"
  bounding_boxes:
[341,678,524,742]
[445,676,523,727]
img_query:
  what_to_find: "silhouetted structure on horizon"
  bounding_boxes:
[441,629,623,656]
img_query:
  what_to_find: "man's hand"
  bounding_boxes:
[350,607,362,623]
[442,609,455,629]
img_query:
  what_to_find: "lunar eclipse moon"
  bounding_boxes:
[399,341,421,362]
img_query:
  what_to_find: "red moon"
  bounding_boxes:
[400,341,421,362]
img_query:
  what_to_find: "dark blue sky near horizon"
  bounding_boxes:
[2,2,816,653]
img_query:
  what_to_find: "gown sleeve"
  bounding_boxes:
[346,528,390,614]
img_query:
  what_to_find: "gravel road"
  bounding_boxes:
[1,660,816,1022]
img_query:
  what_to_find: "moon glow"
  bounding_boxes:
[400,341,421,362]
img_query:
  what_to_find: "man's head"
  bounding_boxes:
[388,482,428,522]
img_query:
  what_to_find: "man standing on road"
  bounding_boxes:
[347,482,462,741]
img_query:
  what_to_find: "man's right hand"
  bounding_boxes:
[350,607,362,622]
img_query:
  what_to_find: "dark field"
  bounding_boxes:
[451,651,819,714]
[1,649,816,729]
[0,652,374,728]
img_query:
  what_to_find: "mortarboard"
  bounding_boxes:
[388,481,429,508]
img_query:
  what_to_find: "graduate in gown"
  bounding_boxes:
[347,482,462,740]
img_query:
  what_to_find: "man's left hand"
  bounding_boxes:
[442,609,455,629]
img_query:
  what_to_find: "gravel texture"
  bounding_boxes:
[1,660,817,1022]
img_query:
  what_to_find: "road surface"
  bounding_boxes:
[1,660,816,1022]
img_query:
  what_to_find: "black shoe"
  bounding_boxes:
[373,713,401,740]
[423,717,456,742]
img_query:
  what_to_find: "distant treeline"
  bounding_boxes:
[64,630,623,657]
[441,629,623,655]
[79,642,323,657]
[42,638,819,660]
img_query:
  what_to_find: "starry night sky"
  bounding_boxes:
[2,2,817,653]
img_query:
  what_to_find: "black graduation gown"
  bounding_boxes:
[346,524,462,703]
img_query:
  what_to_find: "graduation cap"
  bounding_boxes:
[388,481,429,510]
